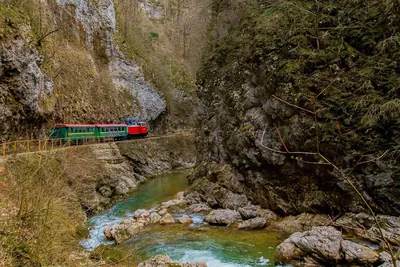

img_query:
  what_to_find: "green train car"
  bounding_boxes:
[50,124,128,140]
[95,124,127,140]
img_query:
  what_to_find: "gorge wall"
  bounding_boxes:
[0,0,202,141]
[187,0,400,216]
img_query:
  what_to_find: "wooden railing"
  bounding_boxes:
[1,137,115,157]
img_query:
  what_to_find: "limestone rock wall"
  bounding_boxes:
[0,0,166,141]
[188,0,400,216]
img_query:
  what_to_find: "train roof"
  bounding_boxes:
[53,124,95,127]
[53,124,128,128]
[95,124,127,127]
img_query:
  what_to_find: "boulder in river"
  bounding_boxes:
[148,212,162,224]
[175,191,185,201]
[204,209,241,225]
[269,213,330,234]
[138,254,207,267]
[342,240,379,264]
[187,203,211,213]
[160,213,175,224]
[238,205,257,219]
[256,208,279,222]
[134,209,151,219]
[158,208,168,216]
[104,222,145,244]
[177,215,192,224]
[334,213,400,245]
[161,199,182,209]
[275,226,384,266]
[238,217,267,230]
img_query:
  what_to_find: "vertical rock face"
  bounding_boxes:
[0,0,166,141]
[188,0,400,216]
[109,55,166,121]
[55,0,166,122]
[0,30,52,139]
[56,0,116,45]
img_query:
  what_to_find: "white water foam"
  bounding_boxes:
[79,209,123,250]
[258,256,270,265]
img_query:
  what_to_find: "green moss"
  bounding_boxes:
[170,62,195,92]
[200,0,400,167]
[0,5,28,41]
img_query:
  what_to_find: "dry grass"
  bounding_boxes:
[0,147,106,266]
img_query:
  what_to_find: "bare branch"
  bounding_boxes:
[272,95,315,115]
[274,124,290,153]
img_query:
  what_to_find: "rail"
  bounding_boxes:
[1,137,115,157]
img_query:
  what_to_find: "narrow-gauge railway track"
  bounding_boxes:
[0,132,193,158]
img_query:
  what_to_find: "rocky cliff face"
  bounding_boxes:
[0,0,167,141]
[67,134,195,213]
[188,0,400,216]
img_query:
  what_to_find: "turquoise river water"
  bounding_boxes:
[80,171,283,266]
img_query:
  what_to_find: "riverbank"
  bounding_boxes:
[0,134,196,266]
[85,170,284,266]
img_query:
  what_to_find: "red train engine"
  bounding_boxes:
[124,117,148,138]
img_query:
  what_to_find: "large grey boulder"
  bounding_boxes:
[342,240,379,264]
[187,203,211,213]
[134,209,151,219]
[238,217,267,230]
[271,213,331,234]
[238,205,257,219]
[148,212,162,224]
[177,215,192,224]
[335,213,400,245]
[204,209,242,225]
[104,222,145,244]
[275,226,383,266]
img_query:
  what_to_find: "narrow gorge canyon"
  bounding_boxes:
[0,0,399,266]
